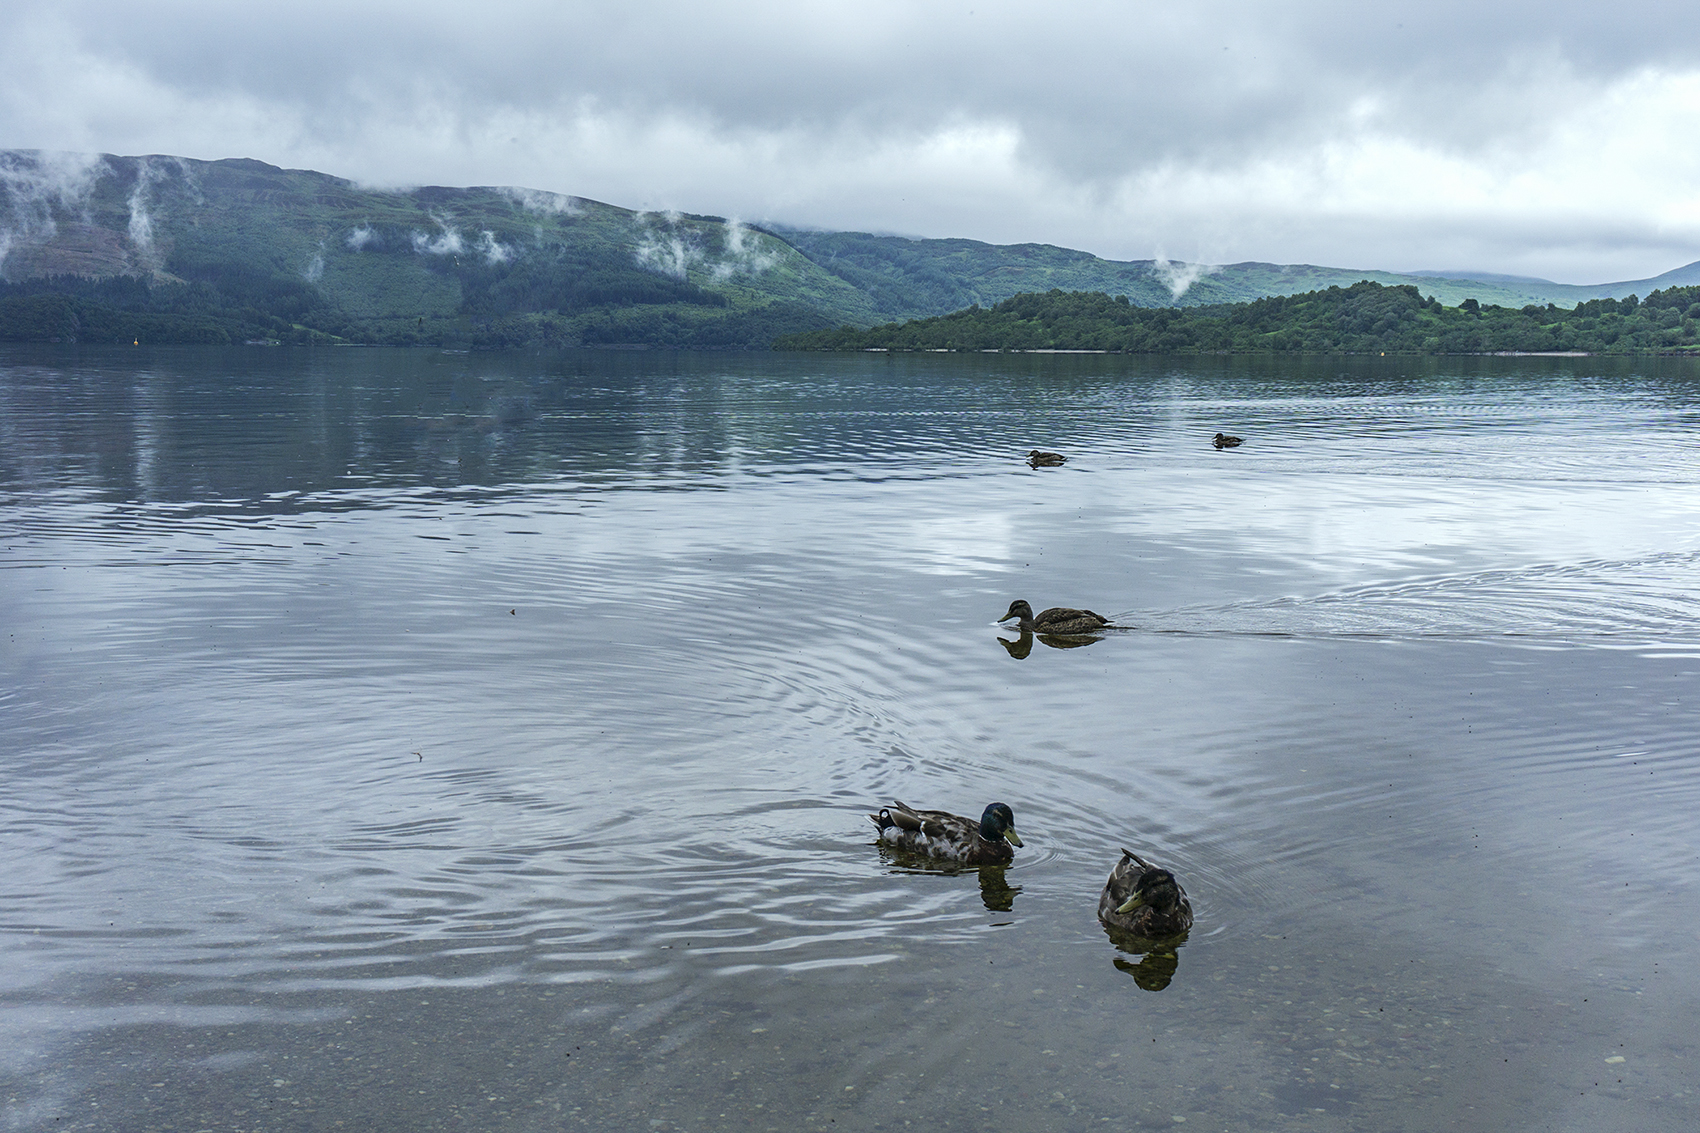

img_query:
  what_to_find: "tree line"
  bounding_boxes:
[0,242,827,348]
[773,281,1700,354]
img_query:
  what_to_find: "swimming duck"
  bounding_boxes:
[869,801,1023,865]
[999,599,1112,635]
[1027,449,1067,467]
[1098,848,1193,938]
[1213,432,1243,449]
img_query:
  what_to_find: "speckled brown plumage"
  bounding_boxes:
[998,599,1112,636]
[869,801,1022,865]
[1098,848,1193,939]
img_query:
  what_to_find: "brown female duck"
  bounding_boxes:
[1098,848,1193,938]
[999,599,1112,636]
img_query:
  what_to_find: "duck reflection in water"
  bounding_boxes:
[874,850,1024,913]
[1112,947,1183,991]
[997,629,1102,659]
[977,866,1020,912]
[1099,847,1193,991]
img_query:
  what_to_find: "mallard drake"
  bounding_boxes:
[999,599,1112,635]
[1213,432,1243,449]
[869,801,1023,865]
[1098,849,1193,938]
[1027,449,1067,467]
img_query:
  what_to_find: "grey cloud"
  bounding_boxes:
[4,0,1699,281]
[23,2,1698,161]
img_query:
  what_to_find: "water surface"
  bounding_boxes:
[4,345,1699,1131]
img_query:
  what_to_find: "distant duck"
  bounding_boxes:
[1098,849,1193,939]
[1213,432,1243,449]
[1027,449,1067,467]
[999,599,1112,635]
[869,801,1023,866]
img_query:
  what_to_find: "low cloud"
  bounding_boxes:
[410,220,510,263]
[1151,255,1220,300]
[476,229,512,264]
[345,224,377,250]
[633,210,695,279]
[498,186,582,216]
[410,215,465,256]
[710,219,779,280]
[126,156,159,256]
[633,212,780,282]
[0,149,109,274]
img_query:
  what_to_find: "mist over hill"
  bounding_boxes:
[2,150,1697,348]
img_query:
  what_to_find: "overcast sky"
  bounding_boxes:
[4,0,1698,282]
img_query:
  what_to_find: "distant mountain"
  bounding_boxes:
[1404,270,1558,283]
[2,150,1697,347]
[1402,263,1700,300]
[770,232,1700,312]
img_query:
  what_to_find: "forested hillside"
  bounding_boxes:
[774,282,1700,355]
[0,152,870,347]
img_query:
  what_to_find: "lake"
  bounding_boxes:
[3,344,1699,1132]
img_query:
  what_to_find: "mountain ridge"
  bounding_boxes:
[2,149,1696,347]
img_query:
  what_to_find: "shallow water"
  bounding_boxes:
[3,345,1699,1132]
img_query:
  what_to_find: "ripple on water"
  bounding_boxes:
[7,351,1700,1131]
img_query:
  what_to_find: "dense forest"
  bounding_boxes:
[0,259,839,349]
[773,281,1700,354]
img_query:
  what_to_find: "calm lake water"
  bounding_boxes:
[3,344,1700,1132]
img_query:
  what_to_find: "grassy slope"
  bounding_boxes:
[0,153,881,345]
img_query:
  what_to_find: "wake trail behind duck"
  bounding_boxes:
[1112,549,1700,651]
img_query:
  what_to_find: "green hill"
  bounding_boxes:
[776,228,1700,313]
[2,150,1698,348]
[0,152,877,347]
[773,282,1700,355]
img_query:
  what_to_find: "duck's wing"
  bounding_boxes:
[1099,857,1138,919]
[1034,607,1112,630]
[891,800,976,839]
[884,801,925,832]
[1099,849,1155,911]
